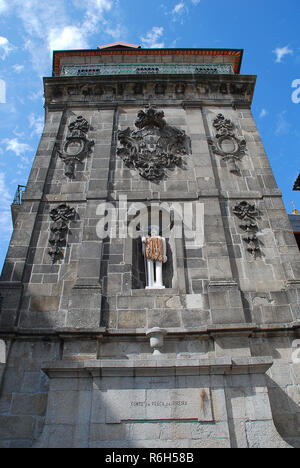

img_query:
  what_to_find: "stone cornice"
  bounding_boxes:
[43,74,257,107]
[41,356,273,378]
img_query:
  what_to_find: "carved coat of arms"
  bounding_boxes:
[117,106,191,181]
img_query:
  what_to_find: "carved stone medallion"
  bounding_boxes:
[57,116,94,179]
[117,105,191,182]
[209,113,247,174]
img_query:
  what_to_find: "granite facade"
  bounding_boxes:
[0,51,299,447]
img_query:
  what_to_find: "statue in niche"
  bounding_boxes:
[142,226,167,289]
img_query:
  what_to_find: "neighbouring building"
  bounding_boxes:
[0,42,300,448]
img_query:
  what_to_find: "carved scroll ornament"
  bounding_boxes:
[209,113,247,174]
[233,201,262,259]
[117,106,191,182]
[48,204,76,263]
[57,116,94,179]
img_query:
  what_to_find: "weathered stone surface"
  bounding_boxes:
[0,44,299,448]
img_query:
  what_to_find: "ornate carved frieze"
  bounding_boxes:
[48,204,76,263]
[155,83,166,95]
[117,105,191,182]
[175,83,186,94]
[233,201,262,259]
[57,116,94,179]
[209,113,247,174]
[46,80,254,105]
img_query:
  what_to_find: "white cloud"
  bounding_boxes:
[2,138,32,158]
[259,109,268,118]
[0,0,8,13]
[141,27,164,48]
[28,113,44,137]
[0,172,13,239]
[29,89,43,101]
[3,0,118,75]
[173,2,185,14]
[13,64,24,73]
[104,24,127,41]
[273,45,293,63]
[0,36,13,59]
[275,111,291,136]
[191,0,200,4]
[78,0,113,31]
[48,26,89,52]
[0,79,5,103]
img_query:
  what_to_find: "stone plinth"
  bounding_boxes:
[34,356,290,448]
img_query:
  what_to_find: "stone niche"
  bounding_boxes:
[35,356,290,448]
[128,204,178,291]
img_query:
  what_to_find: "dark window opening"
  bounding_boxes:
[294,232,300,251]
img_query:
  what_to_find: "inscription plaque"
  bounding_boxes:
[105,388,213,424]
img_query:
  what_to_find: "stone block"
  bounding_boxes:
[117,310,146,329]
[117,296,155,310]
[45,390,91,426]
[245,420,292,448]
[147,309,182,328]
[39,424,75,448]
[211,307,245,325]
[0,415,35,439]
[215,336,251,358]
[11,394,48,415]
[181,309,211,328]
[0,394,12,414]
[66,307,101,329]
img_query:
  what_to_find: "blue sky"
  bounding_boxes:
[0,0,299,271]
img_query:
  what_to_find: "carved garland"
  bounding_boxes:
[209,113,247,175]
[57,116,94,179]
[117,105,191,182]
[48,204,76,263]
[233,201,262,259]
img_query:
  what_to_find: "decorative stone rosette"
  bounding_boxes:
[117,105,191,182]
[48,204,76,263]
[209,113,247,174]
[233,201,262,259]
[57,116,94,179]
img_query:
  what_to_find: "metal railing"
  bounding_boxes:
[12,185,26,206]
[61,63,234,77]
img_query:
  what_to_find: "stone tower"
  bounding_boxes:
[0,43,299,448]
